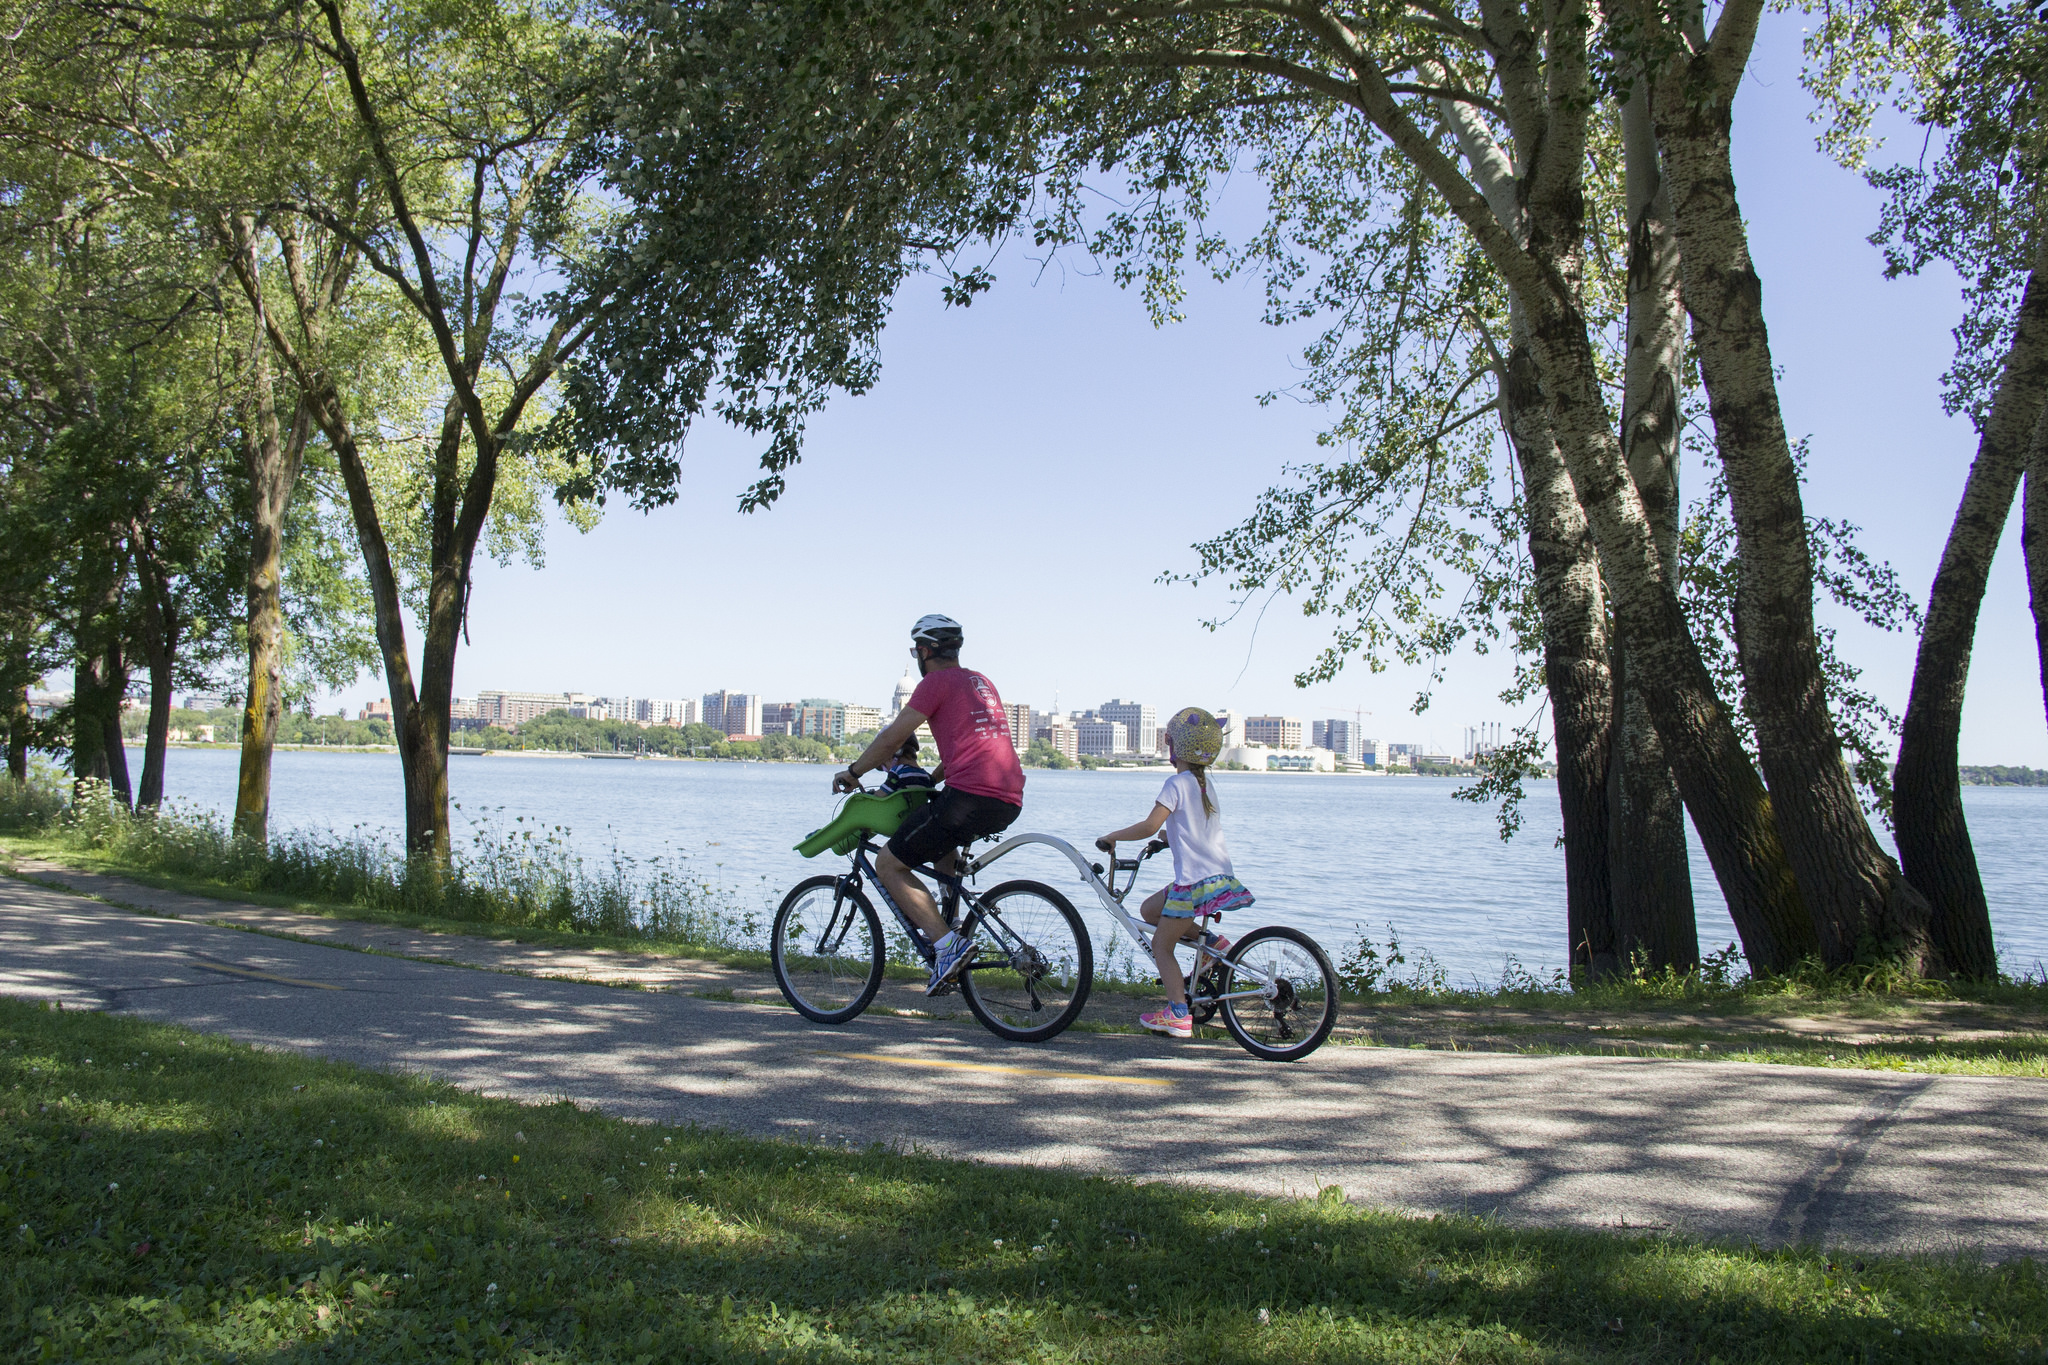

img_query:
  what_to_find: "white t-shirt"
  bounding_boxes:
[1157,770,1233,885]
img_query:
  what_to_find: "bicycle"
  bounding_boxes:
[772,787,1094,1043]
[773,789,1341,1060]
[1071,834,1340,1061]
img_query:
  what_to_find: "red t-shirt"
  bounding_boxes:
[907,667,1025,806]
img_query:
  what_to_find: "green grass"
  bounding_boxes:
[2,1004,2045,1364]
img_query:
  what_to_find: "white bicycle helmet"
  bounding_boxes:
[910,614,964,650]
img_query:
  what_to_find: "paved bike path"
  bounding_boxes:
[2,872,2044,1260]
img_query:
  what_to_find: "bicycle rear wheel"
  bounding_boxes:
[960,880,1093,1043]
[1218,925,1339,1061]
[771,874,884,1024]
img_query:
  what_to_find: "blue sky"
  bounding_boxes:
[326,12,2042,766]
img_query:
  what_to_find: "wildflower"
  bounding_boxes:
[486,1283,498,1294]
[108,1183,118,1192]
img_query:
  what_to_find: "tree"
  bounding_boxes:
[1807,0,2047,977]
[580,0,1875,968]
[1604,0,1936,971]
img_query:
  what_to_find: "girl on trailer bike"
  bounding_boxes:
[1096,706,1252,1039]
[832,615,1025,994]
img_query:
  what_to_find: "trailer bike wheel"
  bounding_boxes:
[1218,925,1340,1061]
[771,874,885,1024]
[960,880,1094,1043]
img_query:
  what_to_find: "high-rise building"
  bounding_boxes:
[701,690,762,738]
[1312,718,1365,761]
[1076,719,1128,757]
[1034,720,1080,762]
[760,701,801,737]
[637,698,696,726]
[842,703,884,736]
[1245,715,1305,750]
[1099,699,1156,755]
[475,689,586,725]
[1002,702,1032,753]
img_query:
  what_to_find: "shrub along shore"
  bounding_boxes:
[3,768,2047,1074]
[2,997,2043,1364]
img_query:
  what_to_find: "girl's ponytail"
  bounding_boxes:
[1191,763,1217,817]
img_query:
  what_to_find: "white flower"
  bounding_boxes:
[313,1139,323,1148]
[486,1283,498,1294]
[993,1239,1003,1248]
[1258,1308,1272,1326]
[107,1183,118,1191]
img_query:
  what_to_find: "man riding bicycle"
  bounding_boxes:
[833,615,1025,993]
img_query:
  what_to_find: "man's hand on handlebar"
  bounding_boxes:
[832,768,864,795]
[1094,836,1116,853]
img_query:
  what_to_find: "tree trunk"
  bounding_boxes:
[2022,384,2048,735]
[308,383,447,860]
[5,681,25,782]
[234,357,311,845]
[73,639,132,807]
[1428,50,1788,970]
[1522,311,1816,972]
[133,584,175,810]
[1896,254,2048,979]
[1609,83,1698,972]
[1504,345,1618,975]
[1649,53,1934,971]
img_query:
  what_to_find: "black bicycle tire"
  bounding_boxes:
[1219,925,1340,1062]
[959,879,1094,1043]
[771,874,886,1025]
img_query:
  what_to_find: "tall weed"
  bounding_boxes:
[0,764,68,831]
[20,782,762,953]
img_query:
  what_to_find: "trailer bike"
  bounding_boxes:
[770,787,1341,1061]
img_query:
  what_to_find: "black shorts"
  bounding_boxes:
[886,787,1021,868]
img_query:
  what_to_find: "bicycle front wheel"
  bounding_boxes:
[771,874,884,1025]
[960,879,1093,1043]
[1219,925,1340,1061]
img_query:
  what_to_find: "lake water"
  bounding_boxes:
[127,747,2048,983]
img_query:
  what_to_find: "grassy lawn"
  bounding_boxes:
[1,999,2044,1363]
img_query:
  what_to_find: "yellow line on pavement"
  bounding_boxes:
[188,957,342,991]
[822,1051,1172,1087]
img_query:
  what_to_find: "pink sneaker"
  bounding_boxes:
[1140,1007,1192,1039]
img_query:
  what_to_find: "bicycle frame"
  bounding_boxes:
[961,833,1279,1005]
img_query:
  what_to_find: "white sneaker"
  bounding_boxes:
[926,936,976,995]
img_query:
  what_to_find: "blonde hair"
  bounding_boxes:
[1170,736,1219,818]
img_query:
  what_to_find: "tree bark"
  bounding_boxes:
[1896,253,2048,979]
[233,334,312,845]
[2022,380,2048,736]
[73,638,131,807]
[1609,82,1698,972]
[1506,345,1618,975]
[1418,17,1805,970]
[1647,26,1934,971]
[131,540,176,811]
[5,681,25,782]
[1521,315,1816,972]
[1433,86,1617,974]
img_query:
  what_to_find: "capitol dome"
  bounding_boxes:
[890,666,918,717]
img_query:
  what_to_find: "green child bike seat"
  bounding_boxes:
[794,788,933,859]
